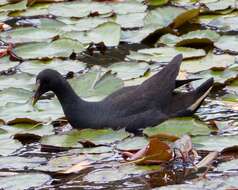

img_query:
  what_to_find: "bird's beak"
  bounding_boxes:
[32,80,40,106]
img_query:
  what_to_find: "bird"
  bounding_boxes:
[32,54,214,133]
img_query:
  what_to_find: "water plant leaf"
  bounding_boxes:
[14,38,85,59]
[143,117,211,137]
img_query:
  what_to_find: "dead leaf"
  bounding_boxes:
[123,137,173,165]
[13,133,41,145]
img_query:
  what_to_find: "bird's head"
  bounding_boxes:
[32,69,62,105]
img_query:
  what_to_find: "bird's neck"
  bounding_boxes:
[53,79,83,107]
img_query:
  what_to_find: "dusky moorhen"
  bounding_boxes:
[32,54,213,133]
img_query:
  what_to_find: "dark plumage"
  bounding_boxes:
[33,54,214,133]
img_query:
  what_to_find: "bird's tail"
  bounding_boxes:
[169,78,214,116]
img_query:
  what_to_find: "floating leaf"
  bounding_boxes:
[116,137,148,151]
[192,135,238,151]
[20,59,86,75]
[83,164,161,183]
[0,27,60,43]
[108,61,149,80]
[0,0,27,12]
[0,156,47,170]
[0,134,23,156]
[147,0,169,6]
[0,173,51,190]
[143,117,211,137]
[41,129,129,147]
[127,47,206,63]
[14,38,84,59]
[181,52,236,73]
[144,6,199,29]
[215,35,238,53]
[175,30,220,47]
[69,70,123,101]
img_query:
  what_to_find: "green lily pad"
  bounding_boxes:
[157,175,238,190]
[0,100,63,124]
[0,27,60,43]
[181,52,236,73]
[49,2,111,18]
[41,128,129,147]
[144,6,199,29]
[203,0,236,12]
[127,47,206,62]
[116,12,146,28]
[209,15,238,32]
[192,69,238,86]
[116,136,148,151]
[159,30,220,47]
[215,35,238,53]
[0,0,27,12]
[20,59,86,75]
[0,88,31,107]
[148,0,169,6]
[216,159,238,171]
[0,73,34,91]
[108,61,149,80]
[63,22,121,46]
[0,156,47,170]
[69,70,123,101]
[0,173,51,190]
[14,38,85,59]
[40,152,112,172]
[12,3,49,17]
[0,123,54,136]
[88,22,121,46]
[175,30,220,46]
[192,135,238,151]
[83,164,161,183]
[0,134,23,156]
[143,117,211,137]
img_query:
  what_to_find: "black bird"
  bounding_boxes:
[32,54,213,133]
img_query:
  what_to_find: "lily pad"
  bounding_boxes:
[14,38,85,59]
[215,35,238,53]
[143,117,211,137]
[175,30,220,47]
[0,88,31,107]
[0,173,51,190]
[0,123,54,136]
[144,6,199,29]
[63,22,121,46]
[69,70,123,101]
[181,52,236,73]
[83,164,161,183]
[127,47,206,63]
[0,73,34,91]
[0,0,27,12]
[208,16,238,32]
[0,134,23,156]
[192,135,238,151]
[0,27,60,43]
[116,137,148,151]
[20,59,86,75]
[216,159,238,171]
[41,128,129,147]
[0,156,47,170]
[108,61,149,80]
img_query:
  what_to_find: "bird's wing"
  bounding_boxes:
[107,109,168,133]
[138,54,183,101]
